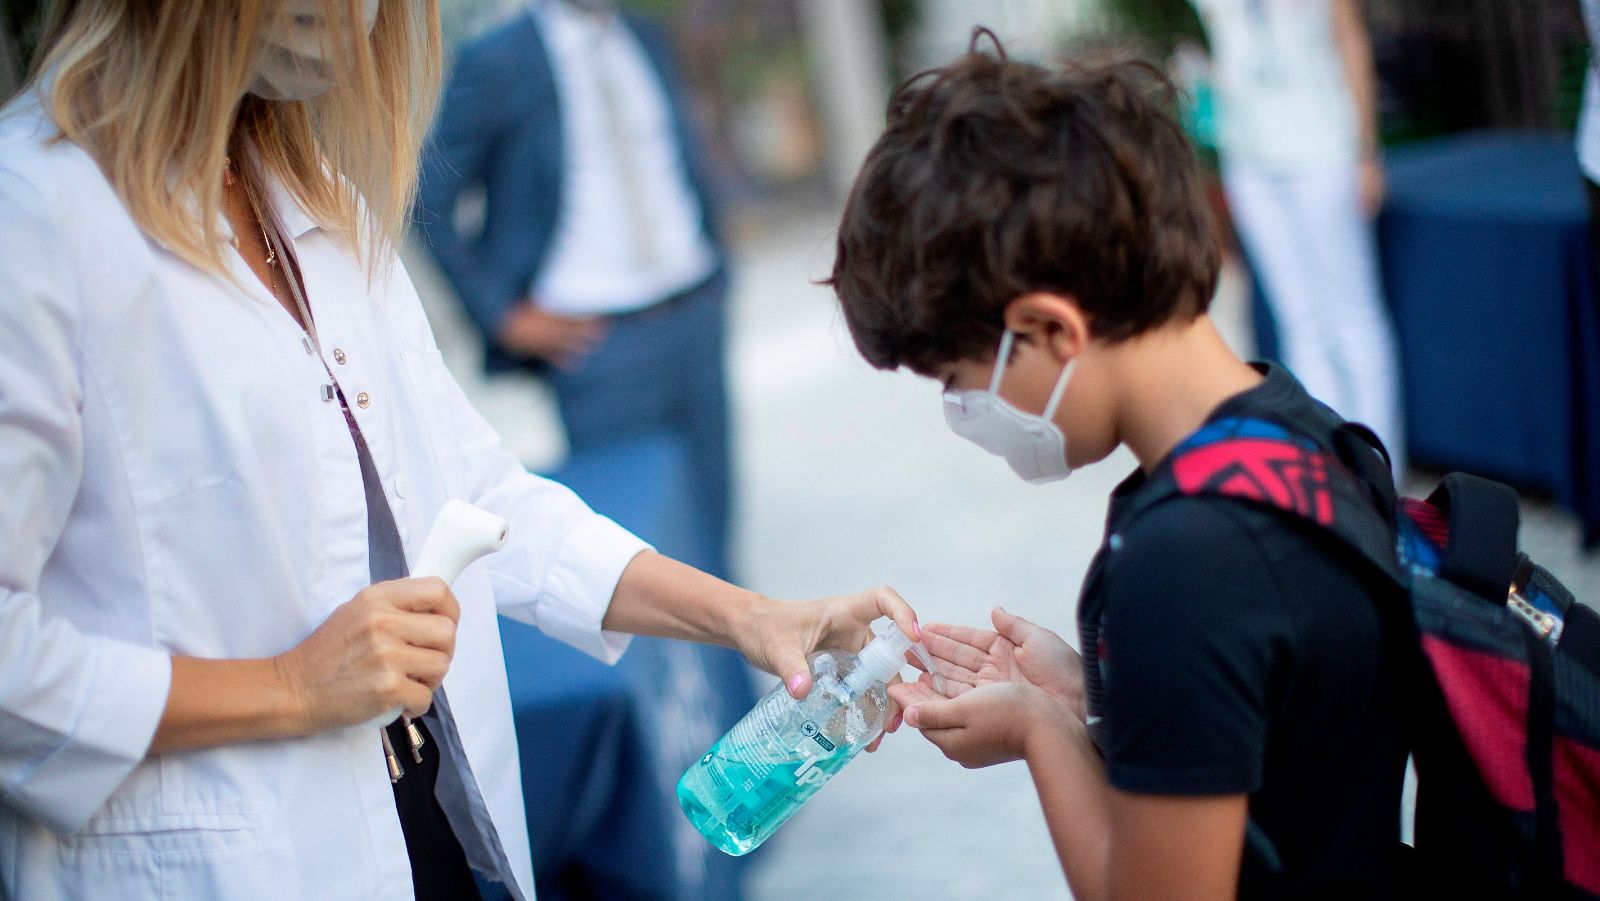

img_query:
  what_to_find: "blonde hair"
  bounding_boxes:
[30,0,441,272]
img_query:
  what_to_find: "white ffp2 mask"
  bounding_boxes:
[942,330,1076,484]
[248,0,381,101]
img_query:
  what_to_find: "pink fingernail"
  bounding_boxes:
[891,712,903,731]
[913,620,923,640]
[787,674,807,694]
[904,706,921,728]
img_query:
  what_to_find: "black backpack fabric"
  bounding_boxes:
[1127,414,1600,899]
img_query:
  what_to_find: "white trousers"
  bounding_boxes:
[1224,161,1406,474]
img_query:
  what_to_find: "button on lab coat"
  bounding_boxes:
[0,99,649,900]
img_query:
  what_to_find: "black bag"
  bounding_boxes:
[1137,414,1600,898]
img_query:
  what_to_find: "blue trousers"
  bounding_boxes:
[546,273,733,580]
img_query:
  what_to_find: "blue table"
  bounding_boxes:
[1378,131,1600,547]
[499,435,756,900]
[498,620,676,899]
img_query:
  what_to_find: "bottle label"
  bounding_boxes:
[678,688,857,850]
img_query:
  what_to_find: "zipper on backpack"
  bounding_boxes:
[1508,588,1562,646]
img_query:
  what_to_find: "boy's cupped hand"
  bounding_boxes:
[911,606,1086,722]
[890,679,1073,769]
[888,607,1086,769]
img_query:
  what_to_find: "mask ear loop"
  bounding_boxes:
[1040,355,1076,421]
[989,330,1017,394]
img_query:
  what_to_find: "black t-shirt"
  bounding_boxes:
[1079,364,1409,899]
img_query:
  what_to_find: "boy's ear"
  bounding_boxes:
[1002,292,1090,363]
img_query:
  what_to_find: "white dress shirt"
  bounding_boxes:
[0,97,649,900]
[1192,0,1360,173]
[530,0,717,316]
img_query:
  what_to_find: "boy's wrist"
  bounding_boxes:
[1020,690,1084,764]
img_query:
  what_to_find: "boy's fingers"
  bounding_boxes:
[924,671,972,697]
[921,630,991,673]
[921,670,971,695]
[921,728,965,760]
[888,680,943,709]
[992,606,1045,647]
[935,656,986,685]
[924,622,1000,652]
[991,606,1025,640]
[904,697,962,730]
[907,641,982,684]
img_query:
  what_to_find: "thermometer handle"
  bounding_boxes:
[371,500,509,728]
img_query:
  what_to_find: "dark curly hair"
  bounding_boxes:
[827,29,1221,375]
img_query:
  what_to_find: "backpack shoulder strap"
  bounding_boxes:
[1130,415,1407,586]
[1422,473,1521,602]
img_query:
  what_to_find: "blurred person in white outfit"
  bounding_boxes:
[1192,0,1405,471]
[0,2,920,899]
[1579,0,1600,243]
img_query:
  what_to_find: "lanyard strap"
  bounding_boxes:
[257,188,410,586]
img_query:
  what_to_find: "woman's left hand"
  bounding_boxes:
[735,586,921,752]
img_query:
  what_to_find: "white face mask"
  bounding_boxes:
[248,0,381,102]
[943,330,1077,484]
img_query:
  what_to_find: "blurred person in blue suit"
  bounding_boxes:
[417,0,734,579]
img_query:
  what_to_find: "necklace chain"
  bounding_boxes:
[224,155,278,295]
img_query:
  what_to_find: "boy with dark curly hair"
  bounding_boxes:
[832,33,1408,901]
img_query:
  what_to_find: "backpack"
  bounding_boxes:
[1143,414,1600,899]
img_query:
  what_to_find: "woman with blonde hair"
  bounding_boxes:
[0,2,917,898]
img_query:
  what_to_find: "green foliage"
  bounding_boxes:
[1099,0,1207,57]
[1553,39,1591,132]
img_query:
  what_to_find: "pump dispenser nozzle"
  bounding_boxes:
[845,617,946,696]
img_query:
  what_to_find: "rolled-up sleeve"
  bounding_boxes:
[0,166,173,833]
[429,351,649,663]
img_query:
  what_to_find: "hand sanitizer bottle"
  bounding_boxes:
[677,618,944,856]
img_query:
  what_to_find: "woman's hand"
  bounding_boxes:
[735,586,921,751]
[890,679,1074,769]
[600,556,922,751]
[918,606,1085,722]
[274,577,460,732]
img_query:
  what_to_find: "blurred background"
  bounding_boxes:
[4,1,1599,898]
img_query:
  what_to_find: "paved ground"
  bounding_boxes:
[407,209,1599,901]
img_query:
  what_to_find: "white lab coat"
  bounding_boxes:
[0,98,649,899]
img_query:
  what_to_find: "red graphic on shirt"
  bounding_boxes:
[1172,439,1336,526]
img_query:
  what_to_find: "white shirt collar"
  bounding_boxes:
[264,170,320,240]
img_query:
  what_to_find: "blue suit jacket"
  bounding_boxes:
[415,10,727,374]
